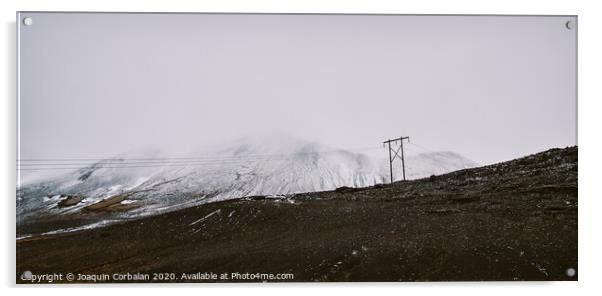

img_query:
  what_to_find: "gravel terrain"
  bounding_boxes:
[16,146,577,283]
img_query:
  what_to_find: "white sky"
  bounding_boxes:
[18,13,576,164]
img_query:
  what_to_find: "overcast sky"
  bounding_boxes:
[18,13,576,165]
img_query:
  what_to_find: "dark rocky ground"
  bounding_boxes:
[16,146,577,283]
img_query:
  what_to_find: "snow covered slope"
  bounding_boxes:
[17,136,478,229]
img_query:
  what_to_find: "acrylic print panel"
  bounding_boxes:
[16,12,577,283]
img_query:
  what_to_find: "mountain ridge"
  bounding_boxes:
[17,137,478,236]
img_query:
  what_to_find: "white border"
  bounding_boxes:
[2,0,601,295]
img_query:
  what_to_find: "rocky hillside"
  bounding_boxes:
[17,137,477,237]
[16,146,577,282]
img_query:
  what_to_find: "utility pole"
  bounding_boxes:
[383,136,410,183]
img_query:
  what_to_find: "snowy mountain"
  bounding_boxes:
[17,136,478,234]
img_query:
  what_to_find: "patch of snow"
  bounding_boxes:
[190,209,221,226]
[16,219,119,240]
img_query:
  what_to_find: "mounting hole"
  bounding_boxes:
[565,20,573,30]
[23,17,33,26]
[566,267,576,277]
[21,270,32,280]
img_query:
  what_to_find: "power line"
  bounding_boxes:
[16,143,442,172]
[16,145,385,171]
[17,156,289,166]
[17,160,265,171]
[16,156,302,171]
[17,145,382,163]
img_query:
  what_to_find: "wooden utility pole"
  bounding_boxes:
[383,136,410,183]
